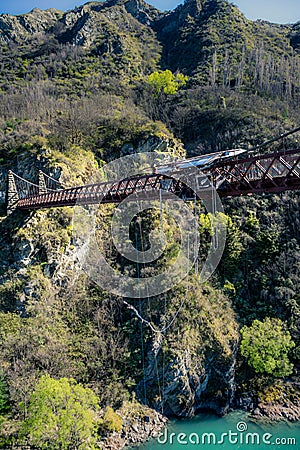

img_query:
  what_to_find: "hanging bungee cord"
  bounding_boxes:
[122,193,198,417]
[123,188,195,336]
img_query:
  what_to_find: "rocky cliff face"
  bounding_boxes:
[0,0,298,76]
[0,8,62,43]
[58,1,159,48]
[0,1,161,80]
[108,0,161,24]
[147,341,237,417]
[137,284,239,417]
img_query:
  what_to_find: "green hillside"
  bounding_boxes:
[0,0,299,448]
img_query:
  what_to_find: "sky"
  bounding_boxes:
[0,0,299,24]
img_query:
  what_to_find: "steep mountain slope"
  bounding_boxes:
[0,1,161,91]
[0,0,299,92]
[154,0,298,86]
[0,0,300,447]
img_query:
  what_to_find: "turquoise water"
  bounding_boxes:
[136,411,300,449]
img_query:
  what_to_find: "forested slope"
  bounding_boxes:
[0,0,299,448]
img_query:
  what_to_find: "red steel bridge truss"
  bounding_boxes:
[6,148,300,213]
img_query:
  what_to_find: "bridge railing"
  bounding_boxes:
[211,149,300,196]
[6,148,300,214]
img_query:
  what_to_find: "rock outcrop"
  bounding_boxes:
[0,8,62,43]
[137,285,239,417]
[252,400,300,422]
[236,382,300,423]
[102,400,167,449]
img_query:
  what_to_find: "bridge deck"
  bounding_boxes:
[10,148,300,211]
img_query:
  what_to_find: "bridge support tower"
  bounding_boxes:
[6,170,19,216]
[38,170,47,194]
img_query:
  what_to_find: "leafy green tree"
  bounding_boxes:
[21,375,99,450]
[0,372,9,414]
[199,212,242,275]
[147,70,188,96]
[240,318,295,377]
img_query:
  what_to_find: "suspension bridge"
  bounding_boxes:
[4,147,300,215]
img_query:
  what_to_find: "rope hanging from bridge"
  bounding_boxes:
[124,200,192,336]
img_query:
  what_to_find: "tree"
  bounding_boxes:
[240,318,295,377]
[0,372,9,415]
[146,70,188,96]
[21,375,99,450]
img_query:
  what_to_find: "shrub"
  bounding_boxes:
[101,406,123,433]
[240,318,295,378]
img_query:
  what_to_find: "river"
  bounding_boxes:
[135,411,300,449]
